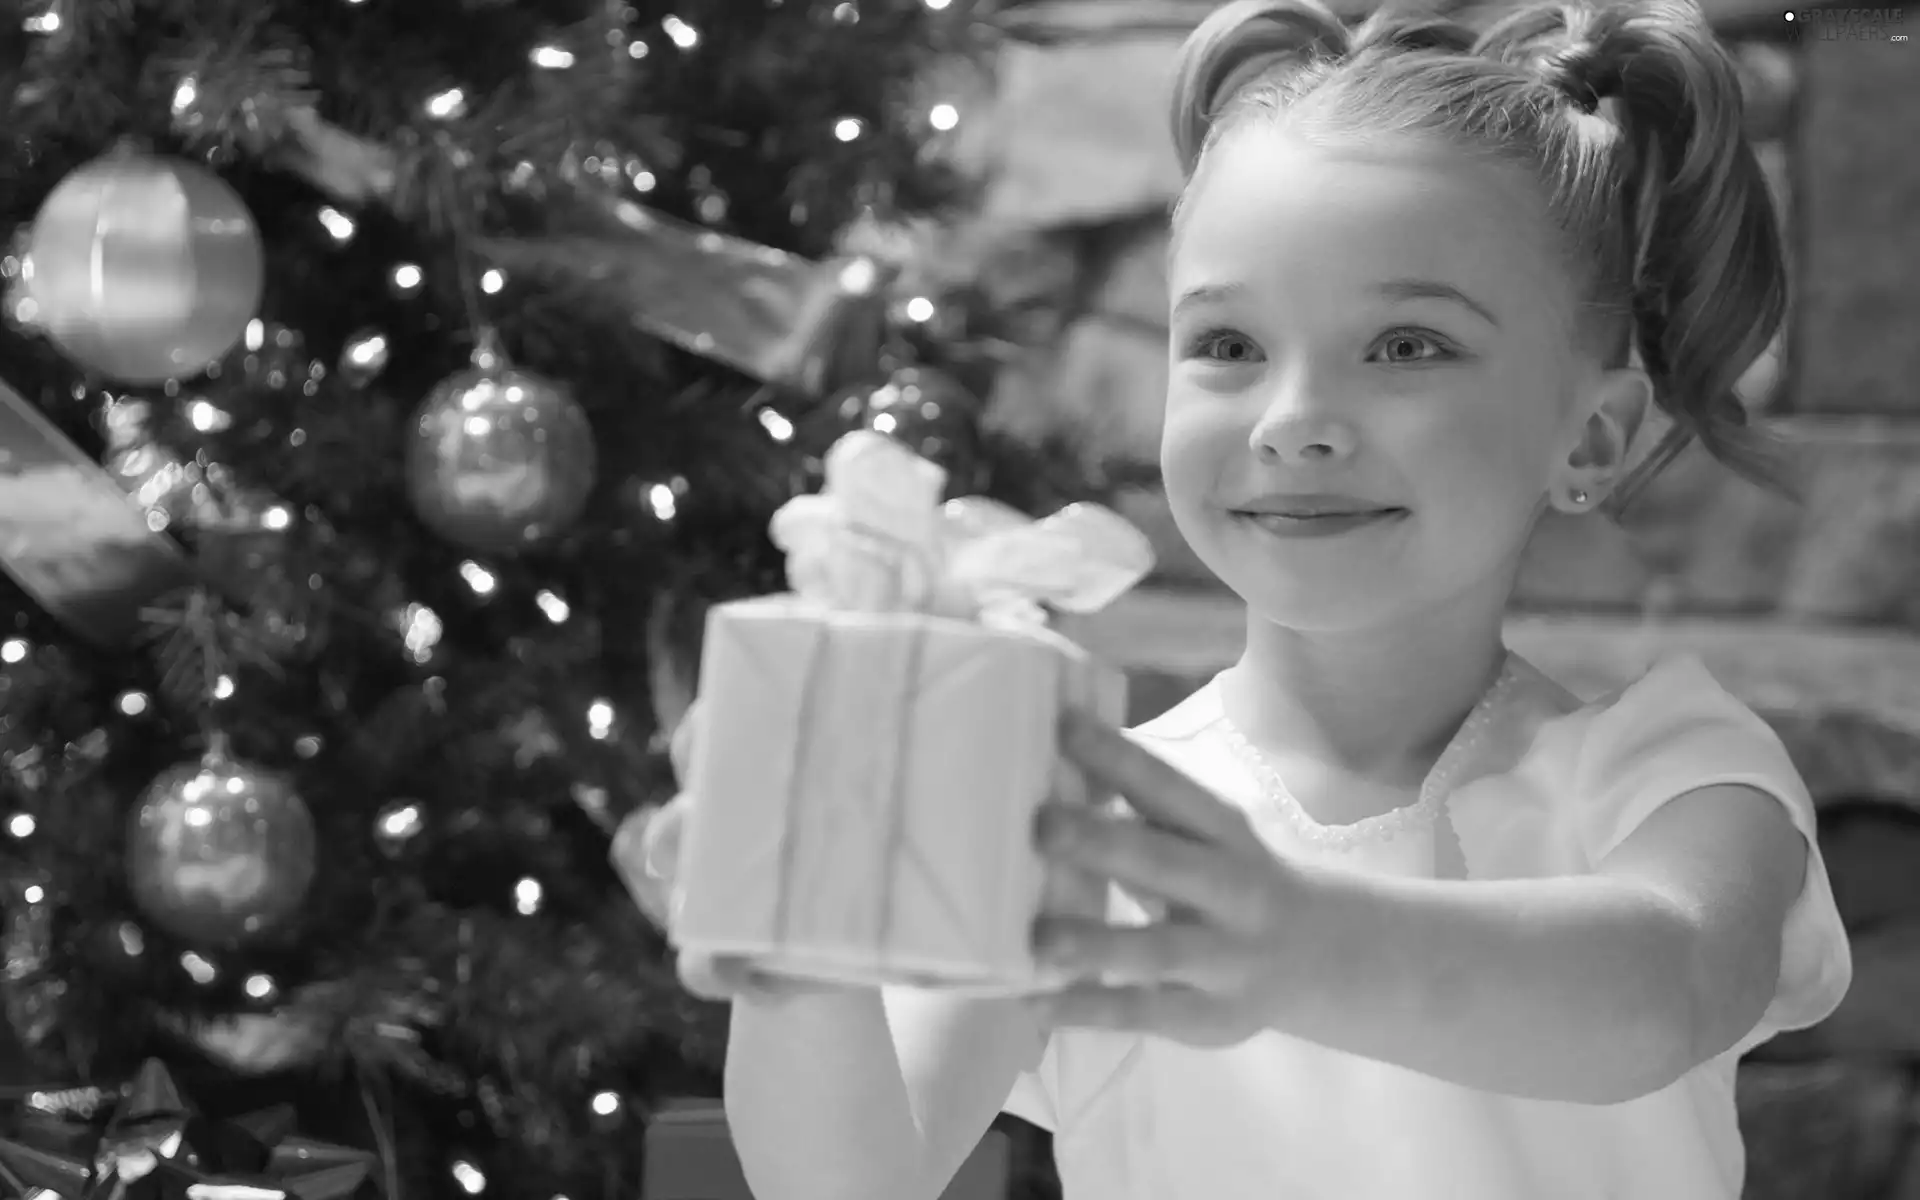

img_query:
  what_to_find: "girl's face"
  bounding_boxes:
[1161,131,1623,633]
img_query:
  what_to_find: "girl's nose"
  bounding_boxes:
[1248,379,1358,464]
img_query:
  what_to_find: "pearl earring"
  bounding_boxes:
[1570,489,1590,507]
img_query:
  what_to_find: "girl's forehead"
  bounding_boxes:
[1172,131,1566,300]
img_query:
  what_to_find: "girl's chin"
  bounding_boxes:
[1225,571,1409,631]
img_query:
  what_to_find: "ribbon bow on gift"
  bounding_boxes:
[0,1060,375,1200]
[769,431,1155,627]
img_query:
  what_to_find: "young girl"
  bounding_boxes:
[645,0,1852,1194]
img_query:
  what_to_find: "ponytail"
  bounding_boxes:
[1479,1,1791,500]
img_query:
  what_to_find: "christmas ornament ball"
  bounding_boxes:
[23,148,264,383]
[406,359,597,552]
[125,750,317,947]
[830,365,984,487]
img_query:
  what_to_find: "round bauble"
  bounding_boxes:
[125,749,317,947]
[406,360,597,553]
[22,148,264,383]
[828,365,985,489]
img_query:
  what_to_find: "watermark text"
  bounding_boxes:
[1784,7,1908,39]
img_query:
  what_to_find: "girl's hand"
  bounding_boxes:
[611,704,704,933]
[1029,710,1303,1048]
[635,794,778,1000]
[646,705,855,1003]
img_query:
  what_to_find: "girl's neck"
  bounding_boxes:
[1226,595,1510,781]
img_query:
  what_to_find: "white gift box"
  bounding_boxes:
[671,597,1124,992]
[630,430,1154,992]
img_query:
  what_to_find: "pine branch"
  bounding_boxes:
[139,587,241,717]
[0,5,1039,1196]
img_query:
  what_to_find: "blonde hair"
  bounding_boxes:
[1169,0,1788,507]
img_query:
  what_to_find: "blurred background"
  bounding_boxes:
[0,2,1912,1199]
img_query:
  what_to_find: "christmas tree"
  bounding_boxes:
[0,1,1067,1196]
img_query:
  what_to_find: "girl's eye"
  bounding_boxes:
[1189,331,1264,364]
[1368,330,1453,364]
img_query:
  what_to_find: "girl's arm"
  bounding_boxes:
[1039,717,1817,1107]
[725,987,1041,1200]
[1263,784,1806,1103]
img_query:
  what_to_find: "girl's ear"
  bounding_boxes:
[1548,367,1651,514]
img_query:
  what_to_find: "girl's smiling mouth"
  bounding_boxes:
[1228,493,1410,537]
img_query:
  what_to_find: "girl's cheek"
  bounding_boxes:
[1164,402,1251,470]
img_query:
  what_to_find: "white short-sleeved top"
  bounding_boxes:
[1003,653,1852,1200]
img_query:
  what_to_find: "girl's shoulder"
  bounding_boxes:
[1516,655,1851,1050]
[1116,653,1805,837]
[1545,652,1793,793]
[1116,653,1785,781]
[1569,651,1752,721]
[1504,651,1810,856]
[1433,651,1807,860]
